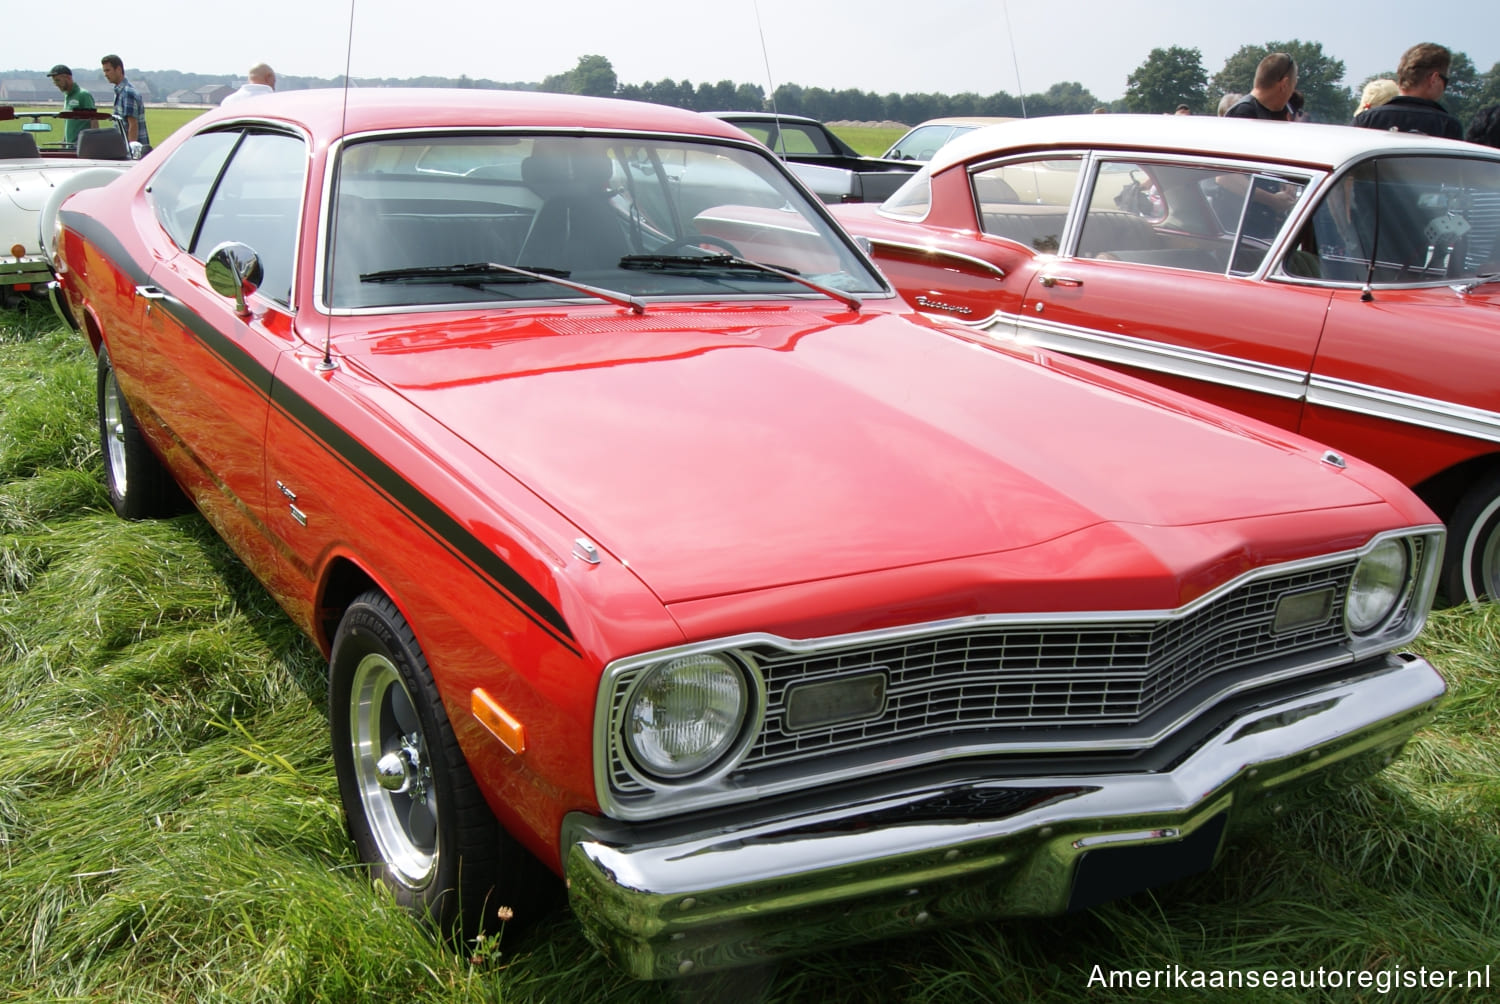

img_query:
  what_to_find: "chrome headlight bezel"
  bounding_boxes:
[1346,538,1409,635]
[616,650,763,787]
[1343,529,1443,654]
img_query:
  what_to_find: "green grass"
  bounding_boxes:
[1,105,206,146]
[1,298,1497,1002]
[829,125,906,158]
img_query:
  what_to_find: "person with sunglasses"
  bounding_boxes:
[1353,42,1463,139]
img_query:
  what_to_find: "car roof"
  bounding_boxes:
[707,111,825,126]
[907,116,1016,129]
[204,88,752,143]
[927,113,1495,175]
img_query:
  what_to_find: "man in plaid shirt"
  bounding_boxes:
[100,54,150,155]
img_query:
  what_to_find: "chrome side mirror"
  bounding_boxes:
[205,241,264,317]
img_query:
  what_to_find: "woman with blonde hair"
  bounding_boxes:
[1357,78,1399,116]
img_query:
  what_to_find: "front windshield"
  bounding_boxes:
[324,133,886,309]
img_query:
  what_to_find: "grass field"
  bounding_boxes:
[2,105,209,147]
[829,125,906,157]
[1,297,1497,1002]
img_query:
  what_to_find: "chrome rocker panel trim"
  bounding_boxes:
[565,652,1443,978]
[1001,314,1309,401]
[992,314,1500,447]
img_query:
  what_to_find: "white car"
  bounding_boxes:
[1,108,135,307]
[880,116,1016,163]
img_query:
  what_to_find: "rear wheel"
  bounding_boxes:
[96,346,180,519]
[1443,471,1500,602]
[329,590,550,938]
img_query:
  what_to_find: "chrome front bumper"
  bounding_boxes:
[563,653,1444,979]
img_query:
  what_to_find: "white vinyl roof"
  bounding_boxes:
[929,113,1494,175]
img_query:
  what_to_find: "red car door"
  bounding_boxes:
[1003,157,1331,432]
[1297,153,1500,488]
[1306,285,1500,487]
[1017,261,1332,431]
[127,129,306,579]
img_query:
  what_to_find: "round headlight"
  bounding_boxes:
[625,653,748,780]
[1346,539,1409,635]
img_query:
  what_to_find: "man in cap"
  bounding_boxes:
[48,65,97,147]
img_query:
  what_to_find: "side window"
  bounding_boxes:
[777,125,828,155]
[1289,156,1500,284]
[885,125,955,162]
[1078,161,1230,272]
[973,157,1081,254]
[1228,174,1305,275]
[881,165,934,218]
[193,132,306,306]
[145,130,238,250]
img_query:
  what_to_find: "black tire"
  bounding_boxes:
[1442,471,1500,603]
[329,590,552,940]
[96,346,180,519]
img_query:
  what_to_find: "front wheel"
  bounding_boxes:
[329,590,550,939]
[1442,472,1500,603]
[96,346,180,519]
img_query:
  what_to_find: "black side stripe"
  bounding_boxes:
[270,383,577,647]
[67,212,577,648]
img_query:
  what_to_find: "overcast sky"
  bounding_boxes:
[9,1,1499,103]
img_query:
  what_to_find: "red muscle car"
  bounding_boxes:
[832,114,1500,604]
[50,91,1445,978]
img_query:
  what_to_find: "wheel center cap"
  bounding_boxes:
[375,738,423,795]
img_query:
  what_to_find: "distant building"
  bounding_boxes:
[0,75,116,106]
[0,78,64,103]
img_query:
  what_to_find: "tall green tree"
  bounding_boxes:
[1442,51,1483,123]
[1032,81,1102,116]
[540,54,617,97]
[1125,46,1208,113]
[1471,62,1500,116]
[1211,40,1352,123]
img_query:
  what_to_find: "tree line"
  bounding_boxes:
[19,40,1498,128]
[538,45,1500,127]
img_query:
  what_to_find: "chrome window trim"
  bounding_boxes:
[313,126,885,315]
[149,123,312,310]
[593,527,1441,821]
[961,149,1322,276]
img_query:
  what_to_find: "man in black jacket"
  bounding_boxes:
[1353,43,1463,139]
[1225,53,1296,120]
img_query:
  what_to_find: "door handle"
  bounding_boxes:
[1038,274,1083,288]
[135,285,170,300]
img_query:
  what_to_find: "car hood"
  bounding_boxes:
[348,306,1385,604]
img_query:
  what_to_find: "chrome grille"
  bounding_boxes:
[609,556,1375,798]
[744,560,1359,770]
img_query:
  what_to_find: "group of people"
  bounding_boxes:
[44,56,150,154]
[1218,42,1497,148]
[43,59,276,157]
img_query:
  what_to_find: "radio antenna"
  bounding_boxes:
[752,1,786,155]
[1001,0,1028,118]
[321,0,357,373]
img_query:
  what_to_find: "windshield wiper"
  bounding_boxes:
[619,254,861,311]
[360,262,645,314]
[1458,271,1500,295]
